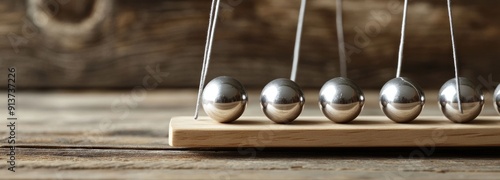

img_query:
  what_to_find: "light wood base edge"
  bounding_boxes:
[169,116,500,148]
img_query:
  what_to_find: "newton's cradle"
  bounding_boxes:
[169,0,500,147]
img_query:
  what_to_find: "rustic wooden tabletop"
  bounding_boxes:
[1,90,499,179]
[1,0,499,179]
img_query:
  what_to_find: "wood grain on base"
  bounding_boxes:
[169,116,500,147]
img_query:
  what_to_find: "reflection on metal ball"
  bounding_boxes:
[261,78,305,124]
[495,85,500,115]
[319,77,364,123]
[380,77,425,123]
[202,76,247,123]
[438,77,484,123]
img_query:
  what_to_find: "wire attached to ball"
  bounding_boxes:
[319,0,365,123]
[261,0,307,124]
[194,0,248,123]
[379,0,425,123]
[438,0,484,123]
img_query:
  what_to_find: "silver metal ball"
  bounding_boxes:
[495,85,500,115]
[438,77,484,123]
[260,78,305,124]
[202,76,247,123]
[319,77,364,123]
[380,77,425,123]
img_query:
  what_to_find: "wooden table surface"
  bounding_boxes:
[1,90,500,179]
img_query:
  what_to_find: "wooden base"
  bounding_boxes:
[169,116,500,147]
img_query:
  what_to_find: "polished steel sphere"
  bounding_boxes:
[202,76,247,123]
[438,77,484,123]
[319,77,364,123]
[495,85,500,115]
[260,78,305,124]
[380,77,425,123]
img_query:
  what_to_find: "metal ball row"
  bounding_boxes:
[202,76,498,124]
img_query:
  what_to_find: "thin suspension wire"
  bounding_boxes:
[447,0,462,113]
[396,0,409,78]
[290,0,307,81]
[194,0,221,119]
[336,0,347,78]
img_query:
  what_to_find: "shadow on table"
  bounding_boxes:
[182,147,500,159]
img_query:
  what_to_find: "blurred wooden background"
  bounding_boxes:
[0,0,498,89]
